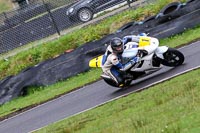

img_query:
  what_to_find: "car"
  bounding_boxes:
[66,0,135,22]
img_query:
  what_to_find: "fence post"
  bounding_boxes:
[126,0,131,8]
[3,12,11,28]
[42,0,60,36]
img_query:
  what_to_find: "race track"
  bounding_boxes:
[0,41,200,133]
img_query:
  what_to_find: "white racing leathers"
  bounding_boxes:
[102,36,159,85]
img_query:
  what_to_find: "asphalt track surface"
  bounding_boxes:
[0,41,200,133]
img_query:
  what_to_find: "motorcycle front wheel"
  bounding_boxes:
[161,48,185,67]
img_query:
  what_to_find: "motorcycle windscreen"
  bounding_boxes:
[122,48,138,58]
[89,55,103,68]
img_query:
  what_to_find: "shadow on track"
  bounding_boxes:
[110,64,186,96]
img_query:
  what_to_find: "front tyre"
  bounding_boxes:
[161,48,184,67]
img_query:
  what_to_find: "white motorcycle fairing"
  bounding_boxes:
[155,46,168,59]
[122,43,169,73]
[130,53,161,72]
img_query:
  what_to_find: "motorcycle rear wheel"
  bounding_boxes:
[103,78,132,88]
[103,78,119,87]
[161,48,184,67]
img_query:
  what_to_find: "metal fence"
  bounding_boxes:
[0,0,143,54]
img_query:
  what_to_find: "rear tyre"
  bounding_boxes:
[161,48,184,67]
[103,78,119,87]
[124,79,132,86]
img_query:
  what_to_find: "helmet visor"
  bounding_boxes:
[113,44,123,53]
[116,45,123,50]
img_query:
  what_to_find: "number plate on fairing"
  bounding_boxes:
[139,37,151,47]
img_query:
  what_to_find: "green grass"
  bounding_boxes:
[34,68,200,133]
[0,0,12,13]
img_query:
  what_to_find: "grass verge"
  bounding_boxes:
[34,68,200,133]
[0,0,12,13]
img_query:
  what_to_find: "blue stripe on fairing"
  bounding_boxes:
[132,45,138,48]
[111,67,120,76]
[115,62,123,69]
[102,55,107,65]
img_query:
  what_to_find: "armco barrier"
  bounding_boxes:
[0,0,200,104]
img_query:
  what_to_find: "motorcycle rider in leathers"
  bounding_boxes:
[101,33,159,87]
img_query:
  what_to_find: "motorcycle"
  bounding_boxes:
[89,36,185,88]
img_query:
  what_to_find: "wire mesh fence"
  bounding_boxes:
[0,0,149,55]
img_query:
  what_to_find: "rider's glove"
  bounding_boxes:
[138,50,148,57]
[130,56,140,65]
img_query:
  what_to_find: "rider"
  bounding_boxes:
[101,33,159,87]
[101,37,140,87]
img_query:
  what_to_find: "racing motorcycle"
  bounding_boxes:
[89,36,185,88]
